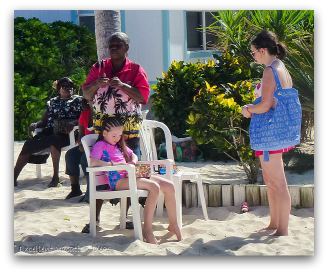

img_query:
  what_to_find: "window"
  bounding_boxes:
[186,11,216,51]
[78,12,95,33]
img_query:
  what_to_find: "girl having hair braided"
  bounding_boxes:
[83,116,182,244]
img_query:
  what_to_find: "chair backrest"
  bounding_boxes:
[140,120,174,161]
[81,134,99,166]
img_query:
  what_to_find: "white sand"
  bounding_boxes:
[14,142,314,256]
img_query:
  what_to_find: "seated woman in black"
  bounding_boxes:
[14,77,83,187]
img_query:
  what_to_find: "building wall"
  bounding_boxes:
[124,10,164,83]
[168,11,185,63]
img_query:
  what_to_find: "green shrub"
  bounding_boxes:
[151,52,260,138]
[151,52,262,183]
[187,80,260,183]
[14,17,97,140]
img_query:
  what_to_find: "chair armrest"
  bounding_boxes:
[137,159,175,177]
[137,159,174,166]
[87,164,136,174]
[67,125,79,148]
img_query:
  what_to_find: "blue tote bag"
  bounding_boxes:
[249,66,302,161]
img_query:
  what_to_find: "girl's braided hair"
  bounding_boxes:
[98,116,131,162]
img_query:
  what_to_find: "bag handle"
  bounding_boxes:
[267,65,282,91]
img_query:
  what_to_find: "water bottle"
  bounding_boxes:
[159,166,166,175]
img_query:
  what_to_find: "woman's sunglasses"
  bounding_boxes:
[251,50,258,57]
[60,84,73,92]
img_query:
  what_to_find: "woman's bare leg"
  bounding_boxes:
[261,167,278,230]
[14,153,30,186]
[50,145,61,179]
[260,153,291,236]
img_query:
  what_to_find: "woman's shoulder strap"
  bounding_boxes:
[267,65,282,89]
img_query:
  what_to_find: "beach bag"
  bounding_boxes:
[249,66,302,161]
[53,119,77,135]
[135,163,152,178]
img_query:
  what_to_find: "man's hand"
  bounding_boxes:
[96,73,110,88]
[108,77,124,89]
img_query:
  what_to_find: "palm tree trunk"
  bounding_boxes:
[95,10,121,61]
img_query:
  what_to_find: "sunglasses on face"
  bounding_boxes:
[60,85,73,91]
[109,43,125,49]
[251,50,258,57]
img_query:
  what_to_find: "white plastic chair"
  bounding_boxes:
[140,119,209,229]
[33,126,79,178]
[81,134,150,240]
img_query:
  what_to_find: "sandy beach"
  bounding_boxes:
[14,142,314,256]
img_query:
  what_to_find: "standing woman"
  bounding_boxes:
[14,77,83,187]
[242,30,300,236]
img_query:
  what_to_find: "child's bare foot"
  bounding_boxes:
[143,231,158,244]
[168,224,182,241]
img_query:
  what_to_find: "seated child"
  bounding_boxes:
[82,116,182,244]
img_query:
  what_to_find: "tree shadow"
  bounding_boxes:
[14,197,87,212]
[14,231,137,255]
[14,176,70,193]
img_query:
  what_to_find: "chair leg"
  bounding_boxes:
[90,199,97,237]
[155,192,165,217]
[173,176,183,229]
[196,177,209,220]
[120,197,127,229]
[89,175,96,237]
[36,164,41,178]
[130,195,143,241]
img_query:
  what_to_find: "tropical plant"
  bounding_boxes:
[152,61,209,137]
[151,53,258,138]
[206,10,314,138]
[14,17,97,140]
[187,80,259,183]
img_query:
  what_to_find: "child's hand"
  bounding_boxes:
[112,161,126,165]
